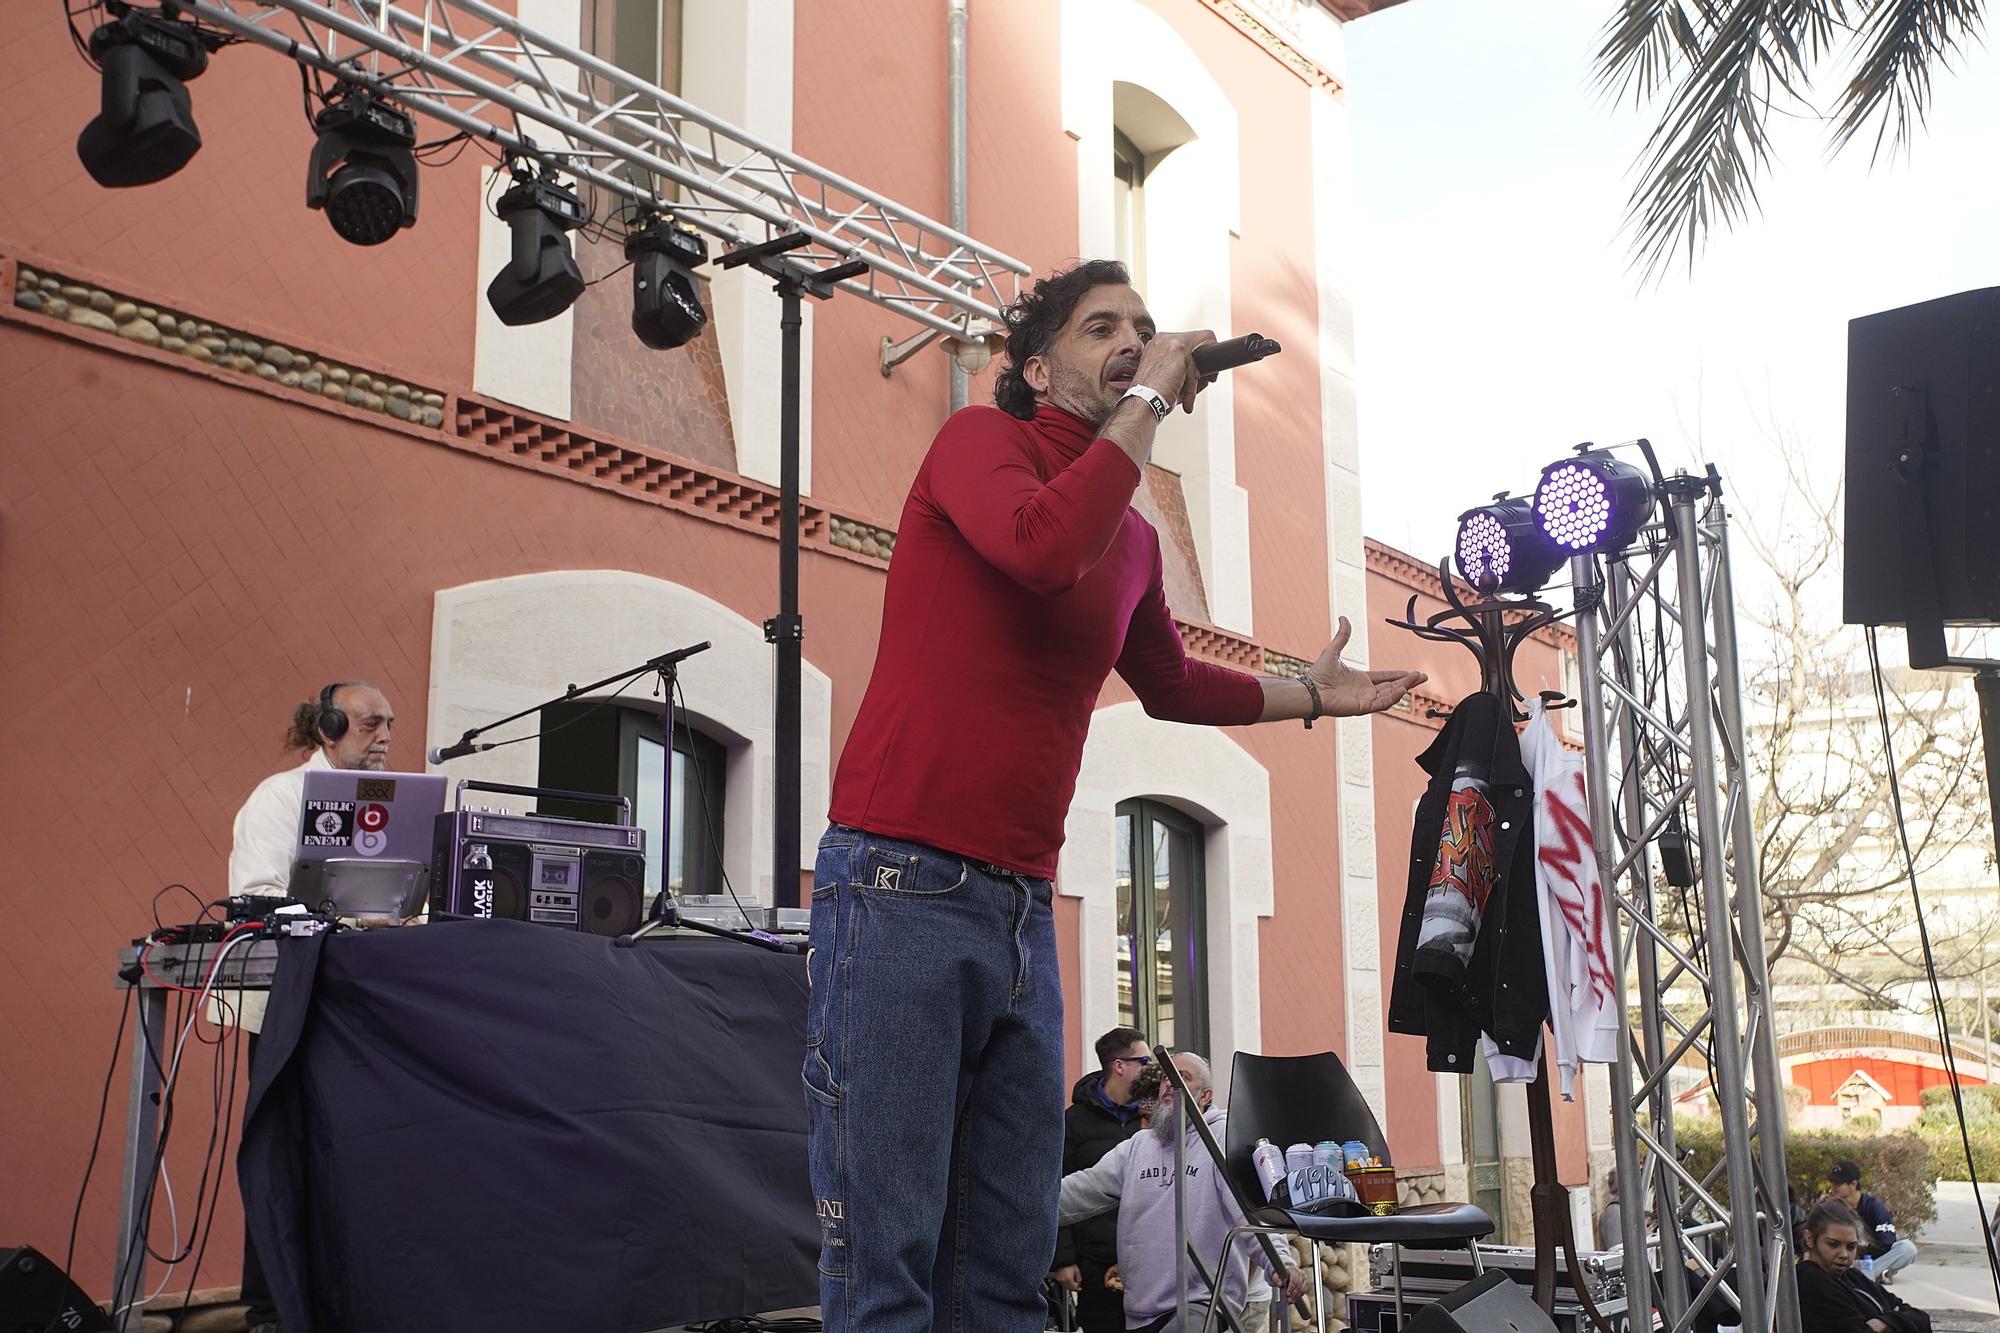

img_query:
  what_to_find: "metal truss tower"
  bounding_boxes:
[1571,472,1802,1333]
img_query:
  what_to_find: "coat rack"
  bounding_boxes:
[1384,559,1612,1333]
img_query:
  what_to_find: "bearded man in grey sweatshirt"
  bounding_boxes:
[1057,1052,1308,1332]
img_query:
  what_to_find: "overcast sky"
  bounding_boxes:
[1342,0,2000,596]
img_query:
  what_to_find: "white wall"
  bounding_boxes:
[1062,0,1253,634]
[427,570,830,899]
[471,0,584,418]
[680,0,813,492]
[1061,702,1273,1097]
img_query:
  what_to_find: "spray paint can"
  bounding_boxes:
[1252,1139,1287,1199]
[1312,1141,1343,1171]
[1285,1142,1315,1175]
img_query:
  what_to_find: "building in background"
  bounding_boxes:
[0,0,1605,1300]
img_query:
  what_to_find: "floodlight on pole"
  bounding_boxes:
[306,92,419,245]
[626,214,708,349]
[1454,495,1564,595]
[485,161,587,326]
[1533,452,1657,554]
[76,9,215,188]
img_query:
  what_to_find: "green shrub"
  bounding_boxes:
[1915,1084,2000,1183]
[1671,1117,1937,1238]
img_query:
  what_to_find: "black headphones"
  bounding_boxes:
[316,682,350,743]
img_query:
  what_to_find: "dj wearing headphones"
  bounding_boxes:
[221,679,395,1333]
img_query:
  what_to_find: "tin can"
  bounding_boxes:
[1311,1140,1342,1171]
[1284,1142,1314,1175]
[1252,1139,1287,1199]
[1348,1165,1398,1214]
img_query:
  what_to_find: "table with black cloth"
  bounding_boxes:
[239,917,818,1333]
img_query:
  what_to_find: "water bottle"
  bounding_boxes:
[1858,1254,1876,1279]
[1251,1139,1287,1199]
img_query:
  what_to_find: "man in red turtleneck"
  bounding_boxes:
[803,259,1426,1333]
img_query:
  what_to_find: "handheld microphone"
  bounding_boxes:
[427,739,495,764]
[1191,332,1281,376]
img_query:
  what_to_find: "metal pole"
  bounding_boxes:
[1175,1087,1191,1333]
[1573,554,1655,1309]
[1669,487,1769,1333]
[112,985,165,1333]
[1609,556,1691,1323]
[946,0,971,413]
[772,280,804,908]
[1705,502,1801,1333]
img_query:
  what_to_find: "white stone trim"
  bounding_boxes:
[1061,702,1272,1099]
[1311,82,1383,1126]
[470,0,582,419]
[1063,0,1252,633]
[680,0,812,493]
[426,570,830,899]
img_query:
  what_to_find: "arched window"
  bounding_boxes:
[1115,798,1210,1055]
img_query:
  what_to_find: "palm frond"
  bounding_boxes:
[1613,0,1847,282]
[1595,0,1707,106]
[1831,0,1987,161]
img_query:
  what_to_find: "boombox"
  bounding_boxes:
[430,807,647,937]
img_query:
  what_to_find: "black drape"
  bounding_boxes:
[239,919,817,1332]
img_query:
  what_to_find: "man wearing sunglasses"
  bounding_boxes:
[1053,1027,1154,1330]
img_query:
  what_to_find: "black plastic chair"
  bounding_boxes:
[1191,1050,1495,1332]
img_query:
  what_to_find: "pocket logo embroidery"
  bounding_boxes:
[872,864,902,892]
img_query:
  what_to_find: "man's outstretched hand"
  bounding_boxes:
[1309,616,1426,716]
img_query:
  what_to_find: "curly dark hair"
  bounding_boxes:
[992,258,1131,420]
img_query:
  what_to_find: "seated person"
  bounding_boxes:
[1828,1159,1919,1284]
[1058,1053,1306,1333]
[1796,1199,1931,1333]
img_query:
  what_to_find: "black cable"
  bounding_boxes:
[177,1012,245,1319]
[1865,626,2000,1309]
[50,984,133,1333]
[674,675,759,929]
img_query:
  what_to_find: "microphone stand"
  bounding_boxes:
[430,642,729,937]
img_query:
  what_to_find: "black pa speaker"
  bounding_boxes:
[1843,286,2000,632]
[1404,1270,1560,1333]
[0,1245,113,1333]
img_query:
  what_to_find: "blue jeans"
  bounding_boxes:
[804,826,1064,1333]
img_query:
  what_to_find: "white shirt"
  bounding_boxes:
[213,749,332,1030]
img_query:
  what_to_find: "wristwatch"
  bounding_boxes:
[1121,384,1172,422]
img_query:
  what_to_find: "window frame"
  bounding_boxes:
[1114,797,1210,1056]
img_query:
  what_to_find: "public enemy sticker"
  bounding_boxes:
[303,799,355,847]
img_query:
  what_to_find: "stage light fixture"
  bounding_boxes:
[76,9,213,188]
[306,93,419,246]
[1534,453,1656,555]
[626,215,709,349]
[486,166,588,326]
[1454,496,1564,595]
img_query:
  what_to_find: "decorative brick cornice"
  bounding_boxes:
[3,247,1313,670]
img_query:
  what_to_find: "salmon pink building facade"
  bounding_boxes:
[1,0,1604,1304]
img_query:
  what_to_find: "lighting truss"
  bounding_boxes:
[168,0,1029,336]
[1570,472,1802,1333]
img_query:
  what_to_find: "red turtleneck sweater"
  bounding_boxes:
[828,404,1266,878]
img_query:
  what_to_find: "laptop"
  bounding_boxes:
[288,769,449,919]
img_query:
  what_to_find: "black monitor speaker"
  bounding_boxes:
[0,1245,114,1332]
[1843,286,2000,639]
[1404,1270,1560,1332]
